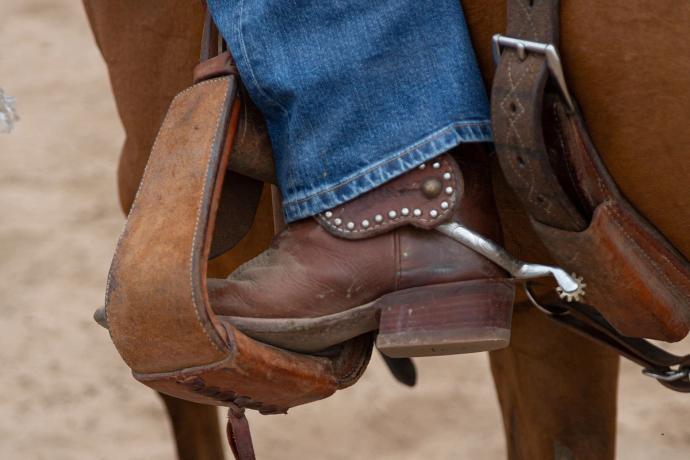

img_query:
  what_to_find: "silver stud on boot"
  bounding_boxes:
[421,179,443,198]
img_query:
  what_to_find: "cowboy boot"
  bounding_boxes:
[208,146,515,357]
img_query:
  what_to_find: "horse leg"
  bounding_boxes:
[490,304,619,459]
[159,393,225,460]
[82,0,206,212]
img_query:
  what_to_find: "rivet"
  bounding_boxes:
[334,218,342,226]
[432,162,441,169]
[440,201,449,210]
[421,178,443,198]
[443,172,451,180]
[430,209,439,218]
[388,210,397,219]
[374,214,384,223]
[445,187,453,195]
[362,219,370,228]
[401,208,410,216]
[347,222,355,230]
[413,208,422,217]
[418,164,426,170]
[324,211,333,218]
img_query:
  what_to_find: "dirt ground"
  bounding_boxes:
[0,1,689,459]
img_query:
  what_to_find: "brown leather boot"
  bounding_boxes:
[208,147,515,357]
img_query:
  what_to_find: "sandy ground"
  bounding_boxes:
[0,1,689,459]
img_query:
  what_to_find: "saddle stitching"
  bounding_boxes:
[189,78,233,355]
[502,57,557,216]
[569,121,690,305]
[502,58,527,153]
[104,78,228,334]
[608,203,690,306]
[501,57,528,191]
[515,0,538,41]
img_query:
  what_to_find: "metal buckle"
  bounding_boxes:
[492,34,575,112]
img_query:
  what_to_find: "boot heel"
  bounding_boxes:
[376,279,515,358]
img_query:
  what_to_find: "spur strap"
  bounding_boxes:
[529,292,690,393]
[227,406,256,460]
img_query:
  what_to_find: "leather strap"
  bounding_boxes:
[195,11,239,84]
[200,1,276,186]
[201,8,223,62]
[227,406,256,460]
[201,13,260,457]
[534,294,690,392]
[193,10,266,260]
[491,0,585,230]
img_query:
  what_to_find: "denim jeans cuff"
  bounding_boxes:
[281,120,493,222]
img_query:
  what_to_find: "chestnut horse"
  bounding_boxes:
[84,0,690,458]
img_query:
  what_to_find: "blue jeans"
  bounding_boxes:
[208,0,491,222]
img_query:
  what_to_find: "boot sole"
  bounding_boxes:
[376,279,514,357]
[218,278,515,358]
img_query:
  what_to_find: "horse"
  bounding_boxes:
[83,0,690,458]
